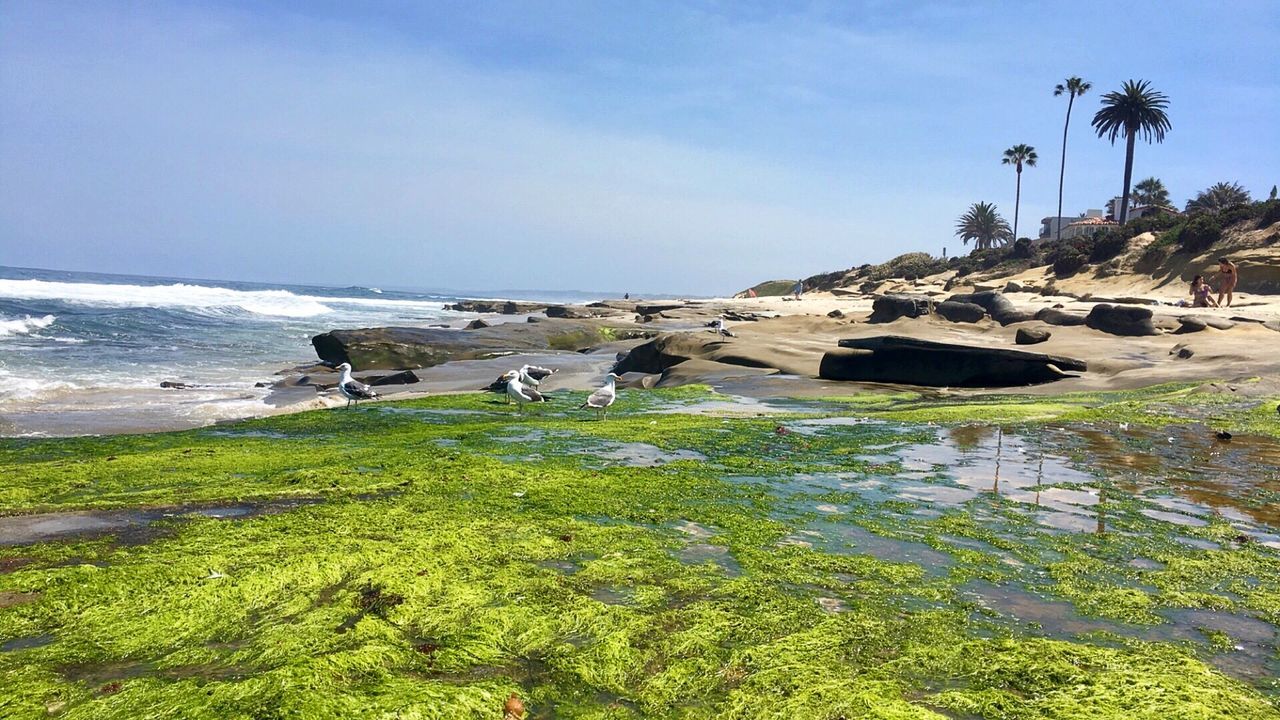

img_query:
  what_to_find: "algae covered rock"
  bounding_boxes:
[312,319,655,370]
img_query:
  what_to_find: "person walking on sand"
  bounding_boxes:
[792,281,804,300]
[1190,275,1218,308]
[1216,258,1237,307]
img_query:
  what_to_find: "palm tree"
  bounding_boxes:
[1132,177,1170,207]
[1185,182,1251,214]
[1091,79,1171,225]
[955,202,1013,251]
[1001,144,1037,241]
[1053,77,1091,240]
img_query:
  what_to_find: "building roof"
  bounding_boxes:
[1065,216,1118,227]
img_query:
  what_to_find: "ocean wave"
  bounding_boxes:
[0,279,333,317]
[0,314,56,337]
[0,279,453,318]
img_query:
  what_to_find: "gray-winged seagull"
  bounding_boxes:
[336,362,379,408]
[579,373,620,419]
[503,370,546,412]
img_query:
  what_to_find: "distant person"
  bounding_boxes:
[623,293,630,300]
[1190,275,1218,308]
[1216,258,1237,307]
[792,281,804,299]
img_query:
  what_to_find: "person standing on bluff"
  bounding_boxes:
[792,281,804,300]
[1216,258,1238,307]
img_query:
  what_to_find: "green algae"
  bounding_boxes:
[1,385,1279,718]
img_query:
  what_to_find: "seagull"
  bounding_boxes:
[503,370,546,412]
[519,364,556,387]
[336,362,379,408]
[579,373,620,419]
[712,317,735,337]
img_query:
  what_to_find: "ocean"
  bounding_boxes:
[0,266,572,437]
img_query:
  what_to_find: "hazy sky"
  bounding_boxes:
[2,1,1277,295]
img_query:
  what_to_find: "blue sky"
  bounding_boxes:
[2,1,1277,295]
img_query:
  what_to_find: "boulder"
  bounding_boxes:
[818,336,1086,387]
[945,291,1025,325]
[635,303,687,315]
[868,294,931,323]
[464,319,491,330]
[545,305,612,319]
[614,332,815,376]
[311,319,656,370]
[1003,281,1024,293]
[446,300,548,315]
[587,300,638,312]
[935,301,986,323]
[1035,308,1087,326]
[1176,315,1235,333]
[1015,327,1051,345]
[1084,304,1160,336]
[367,370,421,387]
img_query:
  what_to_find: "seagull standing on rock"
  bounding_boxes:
[336,363,379,408]
[580,373,621,420]
[503,370,546,412]
[712,317,735,337]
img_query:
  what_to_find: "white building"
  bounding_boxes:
[1040,209,1106,240]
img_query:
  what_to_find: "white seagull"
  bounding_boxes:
[336,362,379,408]
[712,317,735,337]
[519,364,557,387]
[579,373,621,420]
[503,370,546,412]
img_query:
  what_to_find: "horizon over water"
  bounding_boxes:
[0,265,650,437]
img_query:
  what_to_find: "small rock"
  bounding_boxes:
[159,381,190,389]
[827,309,845,319]
[464,319,490,330]
[1015,327,1051,345]
[1215,430,1233,441]
[1170,343,1195,359]
[1003,281,1023,293]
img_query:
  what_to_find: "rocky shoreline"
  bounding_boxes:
[262,279,1280,417]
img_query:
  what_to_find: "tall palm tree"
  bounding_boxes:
[1001,144,1037,241]
[955,202,1013,251]
[1132,177,1170,207]
[1091,80,1171,225]
[1185,182,1251,214]
[1053,77,1091,240]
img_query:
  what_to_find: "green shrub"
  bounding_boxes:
[1258,200,1280,229]
[1009,238,1034,259]
[1124,211,1182,238]
[1179,214,1223,253]
[1052,250,1087,277]
[1089,230,1128,263]
[867,252,947,281]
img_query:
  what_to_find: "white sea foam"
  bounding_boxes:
[0,314,56,337]
[0,279,456,319]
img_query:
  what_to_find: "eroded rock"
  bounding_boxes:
[819,335,1085,387]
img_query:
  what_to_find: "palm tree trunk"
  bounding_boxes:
[1119,131,1136,225]
[1057,95,1073,241]
[1013,166,1022,241]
